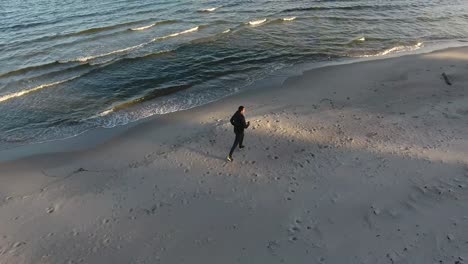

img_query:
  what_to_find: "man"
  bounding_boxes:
[227,106,250,162]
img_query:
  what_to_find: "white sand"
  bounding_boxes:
[1,47,468,264]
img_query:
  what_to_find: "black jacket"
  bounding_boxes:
[230,111,249,133]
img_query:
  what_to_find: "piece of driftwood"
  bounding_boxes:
[442,72,452,86]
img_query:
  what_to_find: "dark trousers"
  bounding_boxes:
[229,132,244,157]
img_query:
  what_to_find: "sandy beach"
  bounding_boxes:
[1,47,468,263]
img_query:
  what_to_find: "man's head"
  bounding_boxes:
[238,106,245,114]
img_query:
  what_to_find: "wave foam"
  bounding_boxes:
[0,76,78,103]
[98,109,114,117]
[248,19,267,26]
[130,20,174,31]
[282,17,297,21]
[199,7,219,12]
[73,43,147,62]
[361,42,423,57]
[131,23,157,31]
[153,26,199,41]
[222,28,231,34]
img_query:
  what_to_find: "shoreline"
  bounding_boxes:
[1,40,467,162]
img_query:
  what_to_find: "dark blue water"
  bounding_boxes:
[1,0,468,147]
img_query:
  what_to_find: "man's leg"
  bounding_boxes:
[229,133,241,157]
[238,132,244,148]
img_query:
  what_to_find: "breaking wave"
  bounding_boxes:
[152,26,200,41]
[129,20,176,31]
[360,42,424,57]
[67,26,201,63]
[0,76,78,103]
[282,17,297,21]
[248,19,267,26]
[96,84,193,117]
[72,43,148,62]
[198,7,219,12]
[282,4,411,13]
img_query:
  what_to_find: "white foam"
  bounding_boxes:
[131,23,157,31]
[222,28,231,34]
[98,109,114,117]
[200,7,218,12]
[282,17,296,21]
[248,19,267,26]
[0,76,78,103]
[153,26,199,41]
[68,26,200,63]
[74,42,147,62]
[357,37,366,42]
[361,42,423,57]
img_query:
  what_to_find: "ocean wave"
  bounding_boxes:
[360,42,423,57]
[130,49,175,60]
[198,7,219,12]
[4,18,165,50]
[71,22,134,36]
[6,19,154,44]
[0,61,63,79]
[282,4,407,13]
[0,63,93,92]
[190,27,234,45]
[96,84,193,117]
[0,76,78,103]
[1,1,166,33]
[66,25,199,63]
[69,49,176,104]
[344,36,367,46]
[248,19,267,26]
[5,25,200,73]
[69,42,148,63]
[130,24,157,31]
[97,109,114,117]
[129,20,176,31]
[152,26,200,42]
[246,17,297,28]
[282,17,297,22]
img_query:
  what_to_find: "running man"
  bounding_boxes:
[227,106,250,162]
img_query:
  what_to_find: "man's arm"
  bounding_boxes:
[242,116,250,128]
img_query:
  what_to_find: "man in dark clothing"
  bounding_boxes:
[227,106,250,162]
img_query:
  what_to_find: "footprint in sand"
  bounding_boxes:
[13,241,26,248]
[289,236,298,242]
[71,229,79,236]
[46,206,55,214]
[371,205,381,215]
[103,238,111,245]
[290,226,300,233]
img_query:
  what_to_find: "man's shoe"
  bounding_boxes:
[227,156,233,162]
[239,145,245,149]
